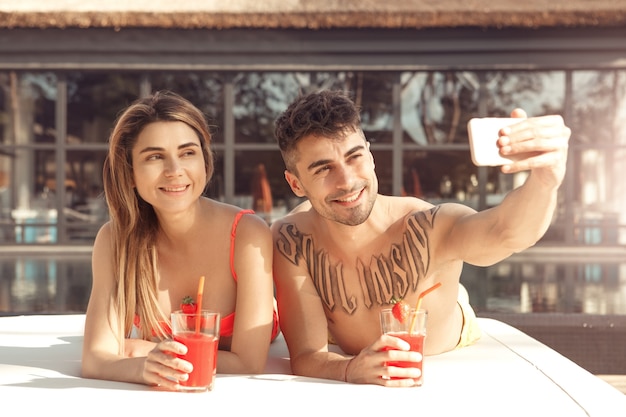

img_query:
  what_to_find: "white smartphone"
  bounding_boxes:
[467,117,520,166]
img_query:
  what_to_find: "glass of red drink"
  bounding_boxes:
[171,310,220,392]
[380,308,427,386]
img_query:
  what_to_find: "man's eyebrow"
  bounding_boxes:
[307,158,332,172]
[138,142,200,154]
[306,144,365,172]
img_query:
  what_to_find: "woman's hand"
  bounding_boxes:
[142,339,193,390]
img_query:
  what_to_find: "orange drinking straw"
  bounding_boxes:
[195,276,205,334]
[409,282,442,335]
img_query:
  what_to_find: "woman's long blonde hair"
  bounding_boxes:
[102,91,214,344]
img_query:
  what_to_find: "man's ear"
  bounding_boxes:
[366,141,375,169]
[285,170,306,198]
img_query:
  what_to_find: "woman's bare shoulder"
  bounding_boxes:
[93,221,113,250]
[211,200,271,236]
[91,222,115,283]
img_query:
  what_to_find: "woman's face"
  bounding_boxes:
[131,121,207,215]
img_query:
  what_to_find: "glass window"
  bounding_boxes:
[65,149,108,243]
[150,72,225,143]
[233,72,349,145]
[572,70,626,245]
[402,150,496,206]
[67,72,141,144]
[401,71,480,145]
[485,71,565,117]
[63,73,142,243]
[370,150,392,196]
[0,72,58,146]
[0,68,623,247]
[571,70,624,146]
[234,72,303,145]
[231,150,292,224]
[233,71,397,144]
[356,72,396,145]
[0,72,58,244]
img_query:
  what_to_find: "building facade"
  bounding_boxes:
[1,2,626,317]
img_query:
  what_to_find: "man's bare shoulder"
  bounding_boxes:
[375,195,437,222]
[379,194,432,211]
[382,195,475,219]
[270,201,314,233]
[289,199,311,214]
[377,196,479,243]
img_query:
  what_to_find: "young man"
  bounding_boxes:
[271,90,570,386]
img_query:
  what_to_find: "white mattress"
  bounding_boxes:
[1,314,624,417]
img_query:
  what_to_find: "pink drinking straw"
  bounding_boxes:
[410,282,442,335]
[195,276,205,334]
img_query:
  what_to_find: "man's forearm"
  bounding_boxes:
[291,351,352,382]
[497,172,559,251]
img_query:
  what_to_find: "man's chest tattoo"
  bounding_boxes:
[276,209,437,315]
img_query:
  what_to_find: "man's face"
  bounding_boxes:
[285,130,378,226]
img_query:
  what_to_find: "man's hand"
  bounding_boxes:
[499,109,570,188]
[345,334,422,387]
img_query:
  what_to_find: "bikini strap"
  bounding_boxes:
[230,209,255,282]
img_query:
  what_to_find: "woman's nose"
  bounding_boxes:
[164,158,183,176]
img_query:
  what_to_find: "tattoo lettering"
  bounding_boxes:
[277,223,357,314]
[275,224,301,265]
[275,207,438,314]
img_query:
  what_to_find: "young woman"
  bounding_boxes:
[82,91,278,390]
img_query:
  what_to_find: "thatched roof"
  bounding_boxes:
[1,0,625,30]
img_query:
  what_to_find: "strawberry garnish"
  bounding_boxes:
[391,297,410,323]
[181,295,197,314]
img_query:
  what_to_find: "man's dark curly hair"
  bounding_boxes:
[274,90,362,173]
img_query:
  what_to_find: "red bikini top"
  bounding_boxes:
[134,210,278,340]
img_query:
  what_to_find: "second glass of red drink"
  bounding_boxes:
[380,308,427,386]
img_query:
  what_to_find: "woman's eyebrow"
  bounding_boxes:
[138,142,200,154]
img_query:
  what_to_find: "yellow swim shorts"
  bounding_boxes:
[456,298,482,349]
